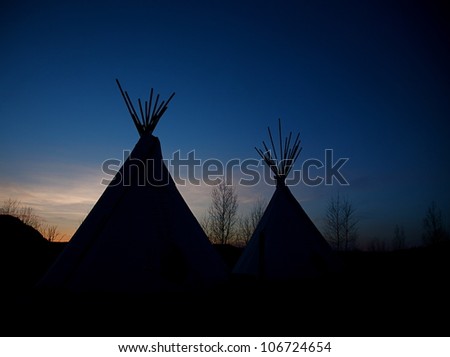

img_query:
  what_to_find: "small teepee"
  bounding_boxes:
[233,120,339,280]
[39,80,227,293]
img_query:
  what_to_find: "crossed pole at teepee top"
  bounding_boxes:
[255,118,302,186]
[116,79,175,136]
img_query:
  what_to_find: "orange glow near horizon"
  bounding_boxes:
[0,169,276,243]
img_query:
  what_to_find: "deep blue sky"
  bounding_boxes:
[1,0,449,247]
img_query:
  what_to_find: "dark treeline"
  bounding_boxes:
[1,213,449,337]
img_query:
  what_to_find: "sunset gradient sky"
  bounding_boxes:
[1,0,449,247]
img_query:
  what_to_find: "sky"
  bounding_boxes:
[1,0,449,248]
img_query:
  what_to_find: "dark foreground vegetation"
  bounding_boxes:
[1,214,449,337]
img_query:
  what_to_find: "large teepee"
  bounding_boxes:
[39,80,227,293]
[233,120,339,280]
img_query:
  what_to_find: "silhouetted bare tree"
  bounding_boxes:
[392,224,406,250]
[204,181,239,244]
[1,198,42,231]
[1,198,63,241]
[237,198,266,246]
[422,201,448,246]
[368,237,387,252]
[42,224,63,242]
[324,194,358,251]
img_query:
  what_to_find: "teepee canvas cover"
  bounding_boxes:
[39,80,227,293]
[233,120,339,279]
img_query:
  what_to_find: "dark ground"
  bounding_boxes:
[1,214,449,337]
